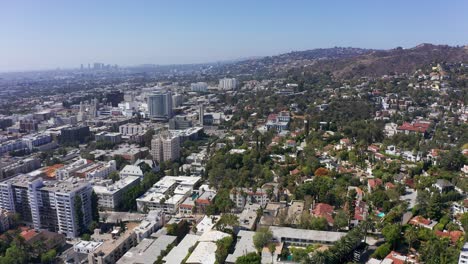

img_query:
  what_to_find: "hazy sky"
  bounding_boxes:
[1,0,467,72]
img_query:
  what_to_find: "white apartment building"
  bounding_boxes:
[218,78,237,90]
[93,176,141,210]
[22,133,52,151]
[77,160,117,180]
[56,159,91,180]
[120,165,144,178]
[230,188,270,209]
[136,176,201,214]
[0,174,92,237]
[191,82,208,92]
[151,135,180,162]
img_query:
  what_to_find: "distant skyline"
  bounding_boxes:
[1,0,467,72]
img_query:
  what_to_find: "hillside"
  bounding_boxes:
[218,44,468,79]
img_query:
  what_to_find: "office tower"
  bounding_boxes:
[105,91,124,107]
[199,105,204,126]
[60,126,90,144]
[80,64,84,71]
[151,135,180,162]
[218,78,237,90]
[148,92,173,120]
[0,174,92,237]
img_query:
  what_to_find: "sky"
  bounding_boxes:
[1,0,467,72]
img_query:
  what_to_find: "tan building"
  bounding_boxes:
[150,135,180,162]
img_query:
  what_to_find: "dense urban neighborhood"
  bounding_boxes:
[0,44,467,264]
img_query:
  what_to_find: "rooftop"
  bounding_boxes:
[116,235,177,264]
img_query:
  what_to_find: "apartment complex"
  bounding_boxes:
[93,176,140,210]
[150,134,180,163]
[136,176,201,214]
[0,174,92,237]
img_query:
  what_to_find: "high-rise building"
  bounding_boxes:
[60,126,90,144]
[172,93,184,108]
[169,116,193,130]
[151,135,180,163]
[0,174,92,237]
[218,78,237,90]
[190,82,208,92]
[199,105,204,126]
[148,92,173,120]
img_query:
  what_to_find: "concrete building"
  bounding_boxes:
[116,235,176,264]
[22,133,52,151]
[169,116,193,130]
[191,82,208,92]
[136,176,201,214]
[134,209,166,243]
[0,174,92,237]
[0,157,41,180]
[270,226,346,246]
[60,126,90,144]
[88,226,138,264]
[119,123,147,136]
[230,187,270,209]
[151,134,180,163]
[163,234,200,264]
[93,176,141,210]
[119,165,144,178]
[218,78,237,90]
[148,92,173,120]
[226,231,256,264]
[95,132,122,144]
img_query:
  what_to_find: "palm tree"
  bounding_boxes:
[404,226,418,252]
[268,243,276,263]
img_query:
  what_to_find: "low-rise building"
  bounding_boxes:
[116,235,177,264]
[93,176,141,210]
[136,176,201,214]
[270,226,346,246]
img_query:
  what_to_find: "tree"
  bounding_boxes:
[91,191,99,222]
[310,217,328,231]
[268,243,276,263]
[216,214,239,231]
[215,236,233,264]
[460,212,468,231]
[427,192,442,220]
[382,224,401,249]
[253,227,273,252]
[74,196,84,235]
[333,210,349,230]
[404,226,418,251]
[108,171,120,183]
[235,252,261,264]
[371,243,391,259]
[0,244,29,264]
[40,249,57,264]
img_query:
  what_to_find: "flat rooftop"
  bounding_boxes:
[116,235,176,264]
[163,234,200,264]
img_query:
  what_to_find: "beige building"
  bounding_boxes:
[150,135,180,162]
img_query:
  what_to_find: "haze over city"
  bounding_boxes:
[1,0,468,72]
[0,1,468,264]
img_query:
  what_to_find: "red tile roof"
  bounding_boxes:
[312,203,334,224]
[435,230,463,243]
[368,178,383,189]
[397,121,430,133]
